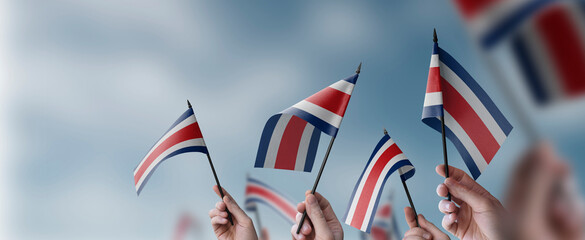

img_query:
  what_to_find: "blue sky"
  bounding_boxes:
[3,1,585,239]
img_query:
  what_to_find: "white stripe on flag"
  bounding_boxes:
[360,153,408,231]
[398,165,414,176]
[328,80,355,95]
[135,116,196,175]
[430,54,439,68]
[264,115,292,169]
[294,124,315,171]
[291,100,343,128]
[345,139,395,223]
[443,111,488,172]
[440,61,507,145]
[423,92,443,106]
[135,138,206,190]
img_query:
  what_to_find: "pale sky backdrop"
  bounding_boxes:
[2,0,584,239]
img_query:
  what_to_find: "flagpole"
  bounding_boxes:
[253,208,264,240]
[188,100,233,225]
[296,62,361,234]
[434,29,452,202]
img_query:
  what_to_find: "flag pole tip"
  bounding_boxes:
[356,62,362,74]
[433,29,438,43]
[187,100,192,108]
[383,128,388,135]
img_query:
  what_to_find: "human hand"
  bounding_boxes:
[403,207,450,240]
[436,165,505,240]
[291,191,343,240]
[209,185,258,240]
[260,227,270,240]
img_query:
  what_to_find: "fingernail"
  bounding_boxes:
[302,223,309,232]
[423,233,431,240]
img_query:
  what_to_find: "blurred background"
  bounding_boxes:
[1,0,584,239]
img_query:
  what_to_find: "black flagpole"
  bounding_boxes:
[254,208,264,240]
[384,128,420,227]
[188,100,233,225]
[296,63,361,234]
[434,29,452,201]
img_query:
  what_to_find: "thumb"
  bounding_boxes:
[444,178,494,211]
[222,194,249,221]
[418,214,447,238]
[305,194,329,233]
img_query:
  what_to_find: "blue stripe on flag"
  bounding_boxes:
[512,34,549,104]
[136,146,208,195]
[369,135,391,163]
[343,73,359,84]
[422,105,444,119]
[424,117,482,179]
[439,47,514,136]
[432,42,439,54]
[480,0,556,49]
[400,166,416,182]
[304,127,321,172]
[281,107,339,137]
[255,114,281,168]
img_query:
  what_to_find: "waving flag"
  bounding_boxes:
[422,42,513,179]
[244,176,297,224]
[255,72,359,172]
[452,0,585,105]
[134,108,207,195]
[344,133,415,233]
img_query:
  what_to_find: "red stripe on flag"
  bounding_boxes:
[453,0,501,20]
[350,144,402,228]
[304,87,352,117]
[536,5,585,97]
[274,116,307,170]
[442,78,499,163]
[135,122,202,184]
[427,67,442,93]
[246,185,296,220]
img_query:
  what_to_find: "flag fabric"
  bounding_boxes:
[173,213,193,240]
[244,176,297,224]
[361,195,402,240]
[254,73,359,172]
[343,133,415,233]
[134,108,207,195]
[453,0,585,105]
[422,43,513,179]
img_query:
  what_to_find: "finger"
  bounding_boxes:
[436,183,464,205]
[215,201,226,211]
[213,185,230,199]
[312,191,338,221]
[436,165,489,192]
[261,227,270,240]
[295,212,313,235]
[208,208,228,219]
[438,199,459,214]
[441,212,458,233]
[444,178,496,211]
[222,195,251,222]
[297,201,306,213]
[290,224,306,240]
[404,228,432,240]
[211,216,228,226]
[418,214,448,238]
[305,194,329,233]
[403,237,427,240]
[404,207,418,229]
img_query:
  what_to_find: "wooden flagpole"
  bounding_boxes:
[187,100,233,225]
[434,29,452,201]
[295,63,361,234]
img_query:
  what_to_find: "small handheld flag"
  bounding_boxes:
[422,30,513,180]
[255,64,359,172]
[291,63,361,234]
[134,100,233,224]
[244,175,297,224]
[343,130,416,233]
